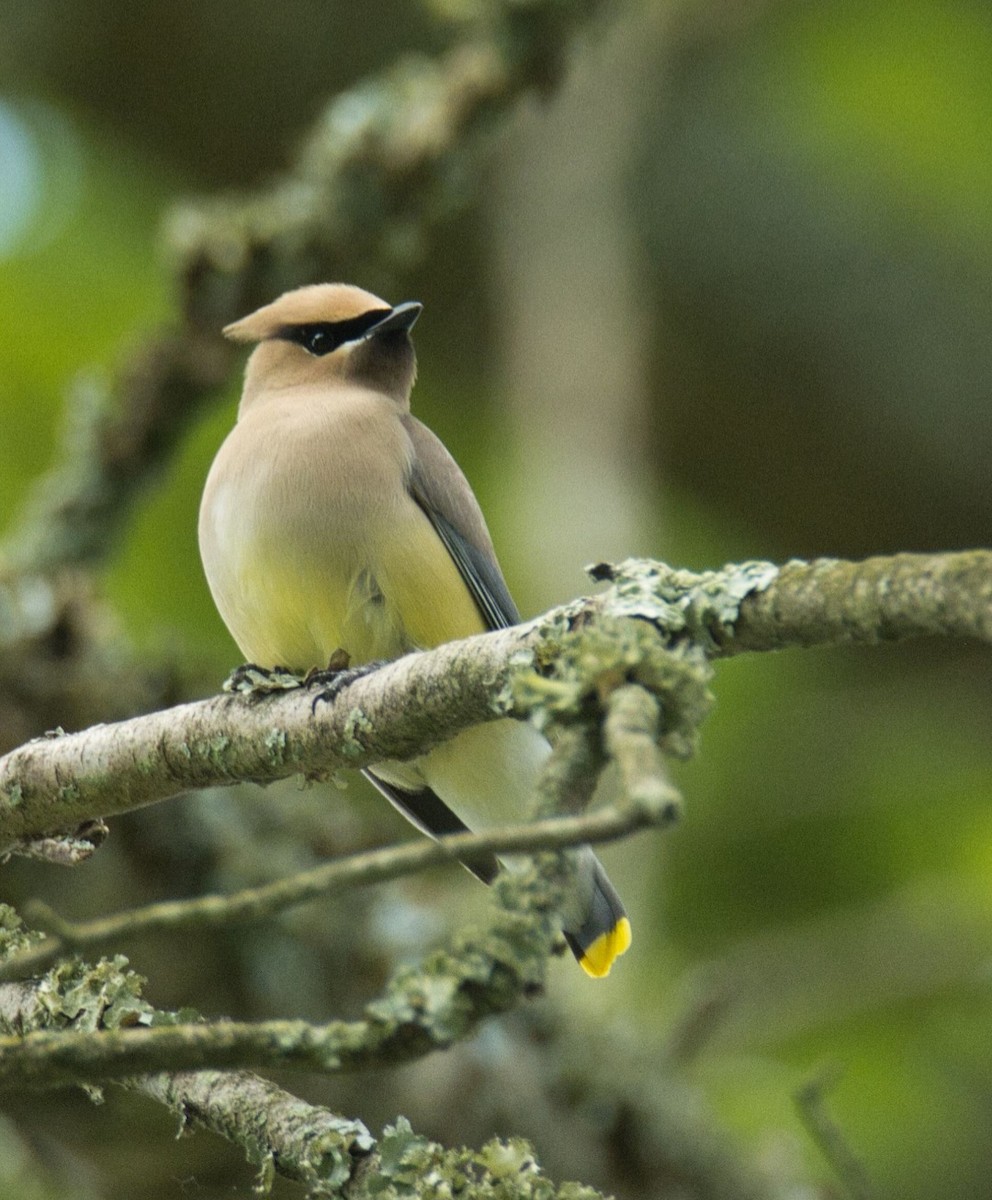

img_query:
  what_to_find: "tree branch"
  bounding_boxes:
[588,551,992,653]
[0,624,525,853]
[0,686,623,1092]
[132,1069,374,1193]
[711,552,992,654]
[0,839,580,1091]
[0,939,608,1197]
[1,551,988,857]
[0,968,611,1198]
[170,0,611,329]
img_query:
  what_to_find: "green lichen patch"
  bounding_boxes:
[510,559,784,758]
[0,781,24,809]
[514,615,713,760]
[297,1113,375,1194]
[0,905,46,962]
[366,1116,605,1199]
[361,859,565,1067]
[262,727,288,764]
[588,557,779,647]
[341,708,375,760]
[37,957,153,1032]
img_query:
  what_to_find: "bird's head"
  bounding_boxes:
[224,283,422,412]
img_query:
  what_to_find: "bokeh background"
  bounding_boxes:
[3,0,992,1196]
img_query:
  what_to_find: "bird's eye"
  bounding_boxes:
[304,328,332,356]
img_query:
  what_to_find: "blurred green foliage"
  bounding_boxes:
[3,1,992,1197]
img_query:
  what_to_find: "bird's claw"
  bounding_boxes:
[308,655,388,713]
[223,663,304,696]
[221,655,386,710]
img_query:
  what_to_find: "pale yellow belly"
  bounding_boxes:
[200,461,486,670]
[373,718,551,827]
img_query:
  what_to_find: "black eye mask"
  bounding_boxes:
[276,309,392,356]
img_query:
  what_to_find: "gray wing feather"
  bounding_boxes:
[376,416,517,887]
[362,768,500,884]
[423,508,519,630]
[402,415,520,632]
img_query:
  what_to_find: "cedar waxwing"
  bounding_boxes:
[198,283,630,976]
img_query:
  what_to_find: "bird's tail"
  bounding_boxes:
[562,849,631,978]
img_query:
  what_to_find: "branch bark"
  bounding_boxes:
[0,948,610,1197]
[0,860,559,1089]
[0,623,524,853]
[1,551,989,856]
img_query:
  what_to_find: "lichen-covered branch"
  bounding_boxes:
[2,546,986,1188]
[136,1070,374,1193]
[0,698,629,1093]
[0,692,627,1195]
[343,1119,607,1200]
[592,551,992,654]
[1,551,989,857]
[0,909,606,1196]
[0,707,620,1099]
[0,842,571,1091]
[603,683,677,815]
[720,552,992,653]
[0,624,525,854]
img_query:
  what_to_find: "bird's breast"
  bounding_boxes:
[199,390,485,669]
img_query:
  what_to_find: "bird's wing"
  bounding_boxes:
[399,418,630,976]
[402,414,520,632]
[361,768,500,884]
[375,415,518,883]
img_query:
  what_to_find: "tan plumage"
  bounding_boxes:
[199,283,630,976]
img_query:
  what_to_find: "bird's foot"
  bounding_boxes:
[223,663,304,697]
[307,650,388,713]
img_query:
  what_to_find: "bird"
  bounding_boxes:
[198,282,630,977]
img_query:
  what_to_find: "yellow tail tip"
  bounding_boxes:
[578,917,632,979]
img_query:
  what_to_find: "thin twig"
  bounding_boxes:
[662,974,736,1069]
[537,723,607,817]
[603,683,681,818]
[0,798,675,982]
[794,1064,875,1200]
[0,857,569,1090]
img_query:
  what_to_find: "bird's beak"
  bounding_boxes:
[364,301,423,338]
